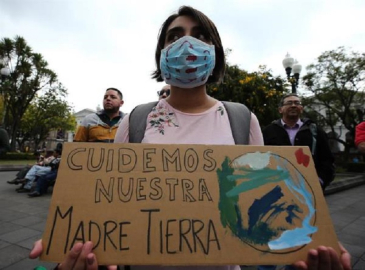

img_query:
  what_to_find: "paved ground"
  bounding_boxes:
[0,171,57,270]
[0,170,364,269]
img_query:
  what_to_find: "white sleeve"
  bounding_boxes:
[114,114,130,143]
[249,112,264,146]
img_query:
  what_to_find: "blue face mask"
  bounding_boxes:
[160,36,215,88]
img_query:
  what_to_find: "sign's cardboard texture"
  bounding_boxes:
[41,143,339,265]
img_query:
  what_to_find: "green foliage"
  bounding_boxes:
[0,36,60,151]
[334,166,347,174]
[301,108,327,127]
[2,152,36,160]
[346,162,365,173]
[0,97,4,122]
[207,64,287,127]
[302,47,365,153]
[19,88,76,149]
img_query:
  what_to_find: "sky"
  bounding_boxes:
[1,0,365,113]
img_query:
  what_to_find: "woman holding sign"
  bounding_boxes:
[30,5,351,270]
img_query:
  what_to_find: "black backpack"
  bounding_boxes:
[128,101,251,144]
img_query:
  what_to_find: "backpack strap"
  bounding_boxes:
[128,101,158,143]
[222,101,251,145]
[309,123,317,155]
[128,101,251,145]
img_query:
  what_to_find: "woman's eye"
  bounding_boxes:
[195,33,211,43]
[197,34,206,40]
[167,34,180,43]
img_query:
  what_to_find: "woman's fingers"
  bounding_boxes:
[291,260,309,270]
[58,242,84,270]
[316,246,332,270]
[291,249,318,270]
[29,240,101,270]
[29,239,43,259]
[328,247,343,270]
[86,253,99,270]
[299,245,351,270]
[339,243,352,270]
[306,248,319,270]
[72,242,96,270]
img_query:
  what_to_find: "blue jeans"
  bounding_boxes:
[24,165,51,189]
[35,170,58,194]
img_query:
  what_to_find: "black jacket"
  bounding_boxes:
[48,157,61,171]
[262,118,335,188]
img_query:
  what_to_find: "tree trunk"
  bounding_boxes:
[10,118,20,152]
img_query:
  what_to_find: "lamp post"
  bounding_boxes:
[0,56,11,80]
[282,53,302,93]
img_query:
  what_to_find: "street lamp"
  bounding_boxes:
[0,56,11,80]
[282,53,302,93]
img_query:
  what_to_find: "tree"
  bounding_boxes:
[207,61,287,127]
[18,86,76,150]
[0,36,59,151]
[0,97,4,122]
[301,47,365,158]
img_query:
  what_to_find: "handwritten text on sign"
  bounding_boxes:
[41,143,339,265]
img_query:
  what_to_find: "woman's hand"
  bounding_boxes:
[29,239,118,270]
[29,239,43,259]
[292,243,351,270]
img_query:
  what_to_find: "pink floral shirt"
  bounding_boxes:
[115,99,263,146]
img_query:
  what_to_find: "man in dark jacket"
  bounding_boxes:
[262,94,335,190]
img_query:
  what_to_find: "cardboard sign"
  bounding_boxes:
[41,142,339,265]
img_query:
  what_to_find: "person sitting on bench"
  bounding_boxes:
[16,149,61,193]
[27,161,60,197]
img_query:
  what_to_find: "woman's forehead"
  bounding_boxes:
[167,15,199,31]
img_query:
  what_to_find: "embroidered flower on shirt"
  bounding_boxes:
[217,106,225,116]
[148,105,179,135]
